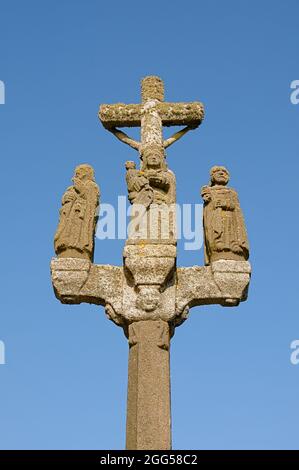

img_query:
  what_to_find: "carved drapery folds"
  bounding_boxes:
[201,166,249,265]
[125,145,176,243]
[126,144,176,207]
[54,164,100,262]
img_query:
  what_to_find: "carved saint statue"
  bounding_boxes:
[201,166,249,264]
[54,164,100,261]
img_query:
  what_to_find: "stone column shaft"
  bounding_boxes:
[126,320,171,450]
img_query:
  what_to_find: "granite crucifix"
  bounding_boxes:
[51,76,251,450]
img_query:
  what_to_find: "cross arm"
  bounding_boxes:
[175,260,251,315]
[159,101,204,127]
[99,101,204,129]
[50,257,123,317]
[99,104,142,128]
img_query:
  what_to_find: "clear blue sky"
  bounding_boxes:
[0,0,298,450]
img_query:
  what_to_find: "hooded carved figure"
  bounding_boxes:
[54,164,100,261]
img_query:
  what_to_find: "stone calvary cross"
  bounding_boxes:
[51,76,251,450]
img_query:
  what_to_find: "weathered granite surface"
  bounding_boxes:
[51,257,251,327]
[126,320,171,450]
[201,166,249,264]
[51,76,251,451]
[54,164,100,262]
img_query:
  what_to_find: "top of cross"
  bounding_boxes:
[141,76,165,102]
[99,75,204,128]
[98,76,204,154]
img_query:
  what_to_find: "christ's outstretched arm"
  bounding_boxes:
[163,125,198,149]
[108,128,140,151]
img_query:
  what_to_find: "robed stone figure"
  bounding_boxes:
[125,144,176,207]
[201,166,249,265]
[54,164,100,261]
[125,144,176,241]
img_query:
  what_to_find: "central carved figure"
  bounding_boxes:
[126,144,175,208]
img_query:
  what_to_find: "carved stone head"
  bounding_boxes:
[125,161,136,170]
[141,144,166,171]
[136,286,161,312]
[210,166,230,186]
[73,164,95,183]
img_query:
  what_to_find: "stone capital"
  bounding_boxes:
[51,257,251,334]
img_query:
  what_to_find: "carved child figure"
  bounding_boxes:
[125,161,153,208]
